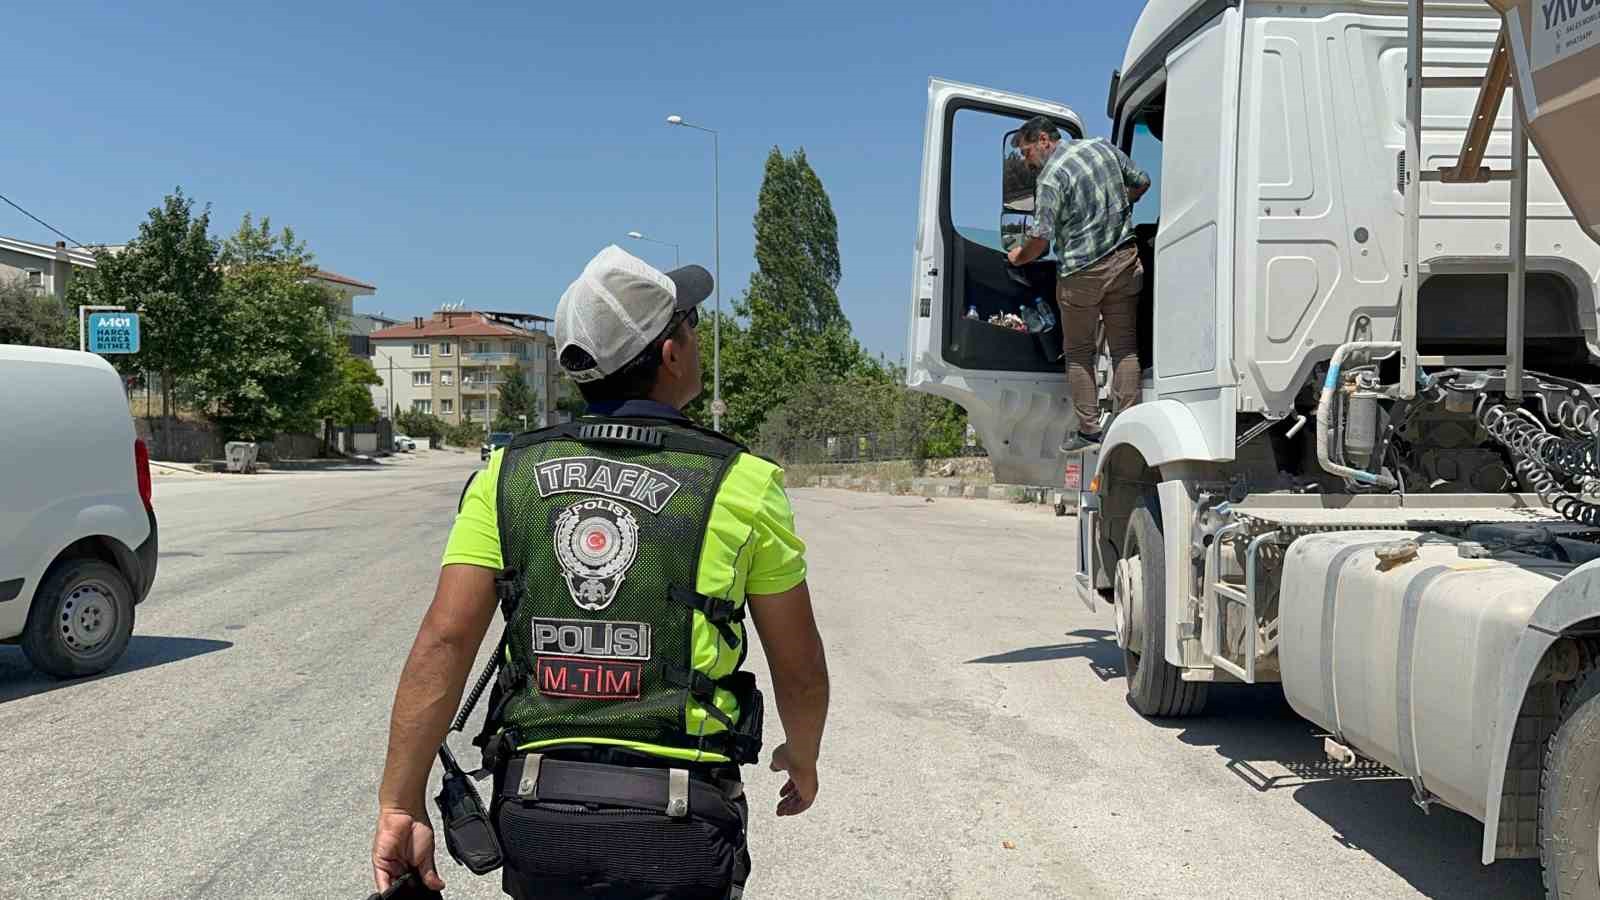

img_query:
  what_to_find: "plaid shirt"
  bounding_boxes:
[1027,138,1150,278]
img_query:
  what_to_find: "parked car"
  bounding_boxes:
[0,346,157,678]
[482,431,513,461]
[394,434,416,452]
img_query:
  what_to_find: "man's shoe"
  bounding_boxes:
[1060,431,1103,453]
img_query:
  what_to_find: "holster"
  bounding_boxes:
[723,671,765,765]
[434,745,503,875]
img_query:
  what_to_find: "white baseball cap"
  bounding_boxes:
[555,245,711,383]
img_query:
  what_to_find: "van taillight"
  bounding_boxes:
[134,438,153,510]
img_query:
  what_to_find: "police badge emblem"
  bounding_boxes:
[553,498,640,611]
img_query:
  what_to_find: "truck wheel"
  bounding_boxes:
[19,558,136,679]
[1541,666,1600,900]
[1119,498,1208,717]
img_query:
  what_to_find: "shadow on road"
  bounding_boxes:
[965,629,1124,681]
[0,635,233,704]
[1152,685,1541,899]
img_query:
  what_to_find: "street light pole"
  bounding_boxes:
[667,114,722,432]
[625,231,680,268]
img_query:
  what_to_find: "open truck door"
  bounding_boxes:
[907,78,1086,487]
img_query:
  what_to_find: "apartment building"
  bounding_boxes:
[369,310,556,426]
[0,236,97,299]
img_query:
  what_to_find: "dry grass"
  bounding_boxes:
[128,396,208,422]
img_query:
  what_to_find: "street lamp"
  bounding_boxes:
[666,113,723,432]
[625,231,680,268]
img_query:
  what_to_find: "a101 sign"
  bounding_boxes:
[87,312,140,354]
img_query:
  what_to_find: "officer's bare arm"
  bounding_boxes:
[748,580,829,771]
[379,563,500,816]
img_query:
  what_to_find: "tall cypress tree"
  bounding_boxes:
[694,147,872,443]
[745,148,845,346]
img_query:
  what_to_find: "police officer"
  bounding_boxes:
[373,245,831,899]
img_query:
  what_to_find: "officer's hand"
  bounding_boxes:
[372,808,446,894]
[769,743,819,816]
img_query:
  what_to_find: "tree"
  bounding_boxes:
[0,277,73,348]
[397,409,444,443]
[553,372,586,420]
[682,147,879,443]
[194,215,341,440]
[752,366,969,470]
[73,189,223,417]
[495,368,539,431]
[320,352,382,427]
[446,419,485,447]
[217,213,310,268]
[745,147,844,344]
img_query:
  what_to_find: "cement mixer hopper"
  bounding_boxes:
[1489,0,1600,246]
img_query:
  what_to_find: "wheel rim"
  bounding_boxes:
[58,580,117,656]
[1113,557,1136,648]
[1114,551,1144,681]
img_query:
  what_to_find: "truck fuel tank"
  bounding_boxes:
[1278,530,1570,820]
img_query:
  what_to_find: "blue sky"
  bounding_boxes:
[3,1,1145,360]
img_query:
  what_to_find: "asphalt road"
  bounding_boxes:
[0,452,1545,899]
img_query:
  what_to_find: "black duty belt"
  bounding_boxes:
[499,754,743,826]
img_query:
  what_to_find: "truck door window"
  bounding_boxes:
[941,107,1071,374]
[1121,97,1165,373]
[1128,119,1163,228]
[950,109,1025,253]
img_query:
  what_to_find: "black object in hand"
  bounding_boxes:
[366,872,445,900]
[434,744,504,875]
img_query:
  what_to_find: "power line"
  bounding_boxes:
[0,190,83,247]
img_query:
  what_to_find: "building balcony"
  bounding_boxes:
[466,352,521,366]
[459,379,504,394]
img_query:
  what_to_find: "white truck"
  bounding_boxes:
[909,0,1600,894]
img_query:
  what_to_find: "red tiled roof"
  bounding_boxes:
[369,313,546,341]
[311,268,377,291]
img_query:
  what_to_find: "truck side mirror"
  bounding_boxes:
[1002,129,1037,253]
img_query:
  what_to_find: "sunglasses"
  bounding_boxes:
[614,306,701,377]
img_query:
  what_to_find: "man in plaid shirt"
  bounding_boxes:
[1007,116,1151,450]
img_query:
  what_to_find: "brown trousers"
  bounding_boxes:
[1057,243,1144,434]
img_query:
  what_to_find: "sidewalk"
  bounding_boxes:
[161,444,471,475]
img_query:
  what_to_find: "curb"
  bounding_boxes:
[800,474,1075,512]
[200,457,382,473]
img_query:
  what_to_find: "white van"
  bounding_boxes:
[0,346,157,678]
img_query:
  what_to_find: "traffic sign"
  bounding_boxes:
[87,312,140,354]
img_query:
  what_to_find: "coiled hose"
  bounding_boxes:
[1479,397,1600,523]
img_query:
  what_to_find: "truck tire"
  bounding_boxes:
[1541,665,1600,900]
[19,558,136,679]
[1120,497,1208,717]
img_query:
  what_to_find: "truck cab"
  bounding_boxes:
[910,1,1600,486]
[911,1,1600,889]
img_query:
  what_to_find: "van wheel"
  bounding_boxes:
[1119,497,1207,717]
[20,558,136,679]
[1540,666,1600,900]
